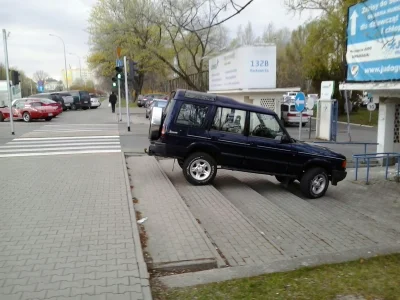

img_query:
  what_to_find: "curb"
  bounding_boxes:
[159,244,400,288]
[121,152,153,300]
[310,117,374,128]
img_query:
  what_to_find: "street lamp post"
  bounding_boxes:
[68,52,82,82]
[49,34,68,90]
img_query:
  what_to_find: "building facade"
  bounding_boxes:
[61,68,94,87]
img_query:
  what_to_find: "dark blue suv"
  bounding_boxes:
[147,90,347,199]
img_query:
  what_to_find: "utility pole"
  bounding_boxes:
[118,77,121,122]
[3,29,14,135]
[124,56,130,131]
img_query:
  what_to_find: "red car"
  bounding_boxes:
[11,99,56,122]
[39,99,63,116]
[0,107,11,122]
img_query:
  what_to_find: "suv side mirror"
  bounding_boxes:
[281,134,291,143]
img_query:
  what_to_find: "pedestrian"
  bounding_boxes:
[109,91,117,113]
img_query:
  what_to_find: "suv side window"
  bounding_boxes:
[249,112,283,140]
[212,107,246,134]
[176,103,208,127]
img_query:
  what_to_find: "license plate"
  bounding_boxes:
[48,113,53,116]
[84,101,88,103]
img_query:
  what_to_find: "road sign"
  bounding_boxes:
[367,102,376,111]
[116,46,122,58]
[116,59,123,67]
[346,0,400,82]
[295,92,305,112]
[306,97,315,110]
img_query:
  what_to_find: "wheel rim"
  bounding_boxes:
[23,113,30,121]
[311,174,326,195]
[189,159,211,181]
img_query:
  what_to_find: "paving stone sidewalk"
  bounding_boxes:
[0,154,151,300]
[126,156,219,270]
[160,160,285,267]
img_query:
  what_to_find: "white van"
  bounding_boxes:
[280,103,312,126]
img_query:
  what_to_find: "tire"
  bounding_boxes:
[275,175,294,184]
[82,107,88,110]
[183,152,217,185]
[71,104,77,110]
[23,112,31,122]
[302,122,307,127]
[0,112,4,122]
[300,167,329,199]
[45,117,52,121]
[146,114,149,119]
[92,107,98,109]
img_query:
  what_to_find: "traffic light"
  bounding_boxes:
[11,70,20,86]
[112,77,117,87]
[129,61,139,80]
[115,66,123,80]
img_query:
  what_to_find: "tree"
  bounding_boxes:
[285,0,361,105]
[33,70,49,83]
[88,0,232,92]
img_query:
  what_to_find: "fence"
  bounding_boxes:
[353,152,400,184]
[167,71,209,92]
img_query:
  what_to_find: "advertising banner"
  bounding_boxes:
[346,0,400,82]
[209,45,276,91]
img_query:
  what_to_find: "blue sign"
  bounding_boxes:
[346,0,400,82]
[116,59,123,67]
[295,92,305,112]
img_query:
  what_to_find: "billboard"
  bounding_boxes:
[346,0,400,82]
[209,45,276,91]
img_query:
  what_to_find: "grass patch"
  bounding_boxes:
[156,254,400,300]
[338,108,378,126]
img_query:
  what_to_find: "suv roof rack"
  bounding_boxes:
[184,90,216,101]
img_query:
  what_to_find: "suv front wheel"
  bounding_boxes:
[183,152,217,185]
[300,167,329,199]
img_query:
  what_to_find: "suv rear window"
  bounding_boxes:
[176,103,209,127]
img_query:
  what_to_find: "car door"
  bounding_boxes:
[13,101,25,119]
[166,101,212,157]
[245,111,294,175]
[207,106,248,168]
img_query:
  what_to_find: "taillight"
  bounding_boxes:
[161,124,166,138]
[341,160,347,169]
[287,113,297,117]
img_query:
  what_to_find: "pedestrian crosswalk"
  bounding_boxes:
[0,135,121,158]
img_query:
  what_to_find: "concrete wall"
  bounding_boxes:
[214,92,284,116]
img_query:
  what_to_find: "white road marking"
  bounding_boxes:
[0,142,120,148]
[7,138,120,145]
[14,135,120,141]
[0,145,121,153]
[0,150,121,158]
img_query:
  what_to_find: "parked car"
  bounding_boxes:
[39,99,63,117]
[280,103,312,126]
[89,93,101,109]
[139,94,168,107]
[64,90,91,110]
[146,89,347,199]
[146,99,168,119]
[29,92,67,111]
[0,106,11,122]
[9,98,56,122]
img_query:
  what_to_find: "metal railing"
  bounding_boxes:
[313,142,379,158]
[353,152,400,184]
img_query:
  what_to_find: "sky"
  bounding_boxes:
[0,0,316,81]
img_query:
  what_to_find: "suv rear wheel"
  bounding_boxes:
[183,152,217,185]
[300,167,329,199]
